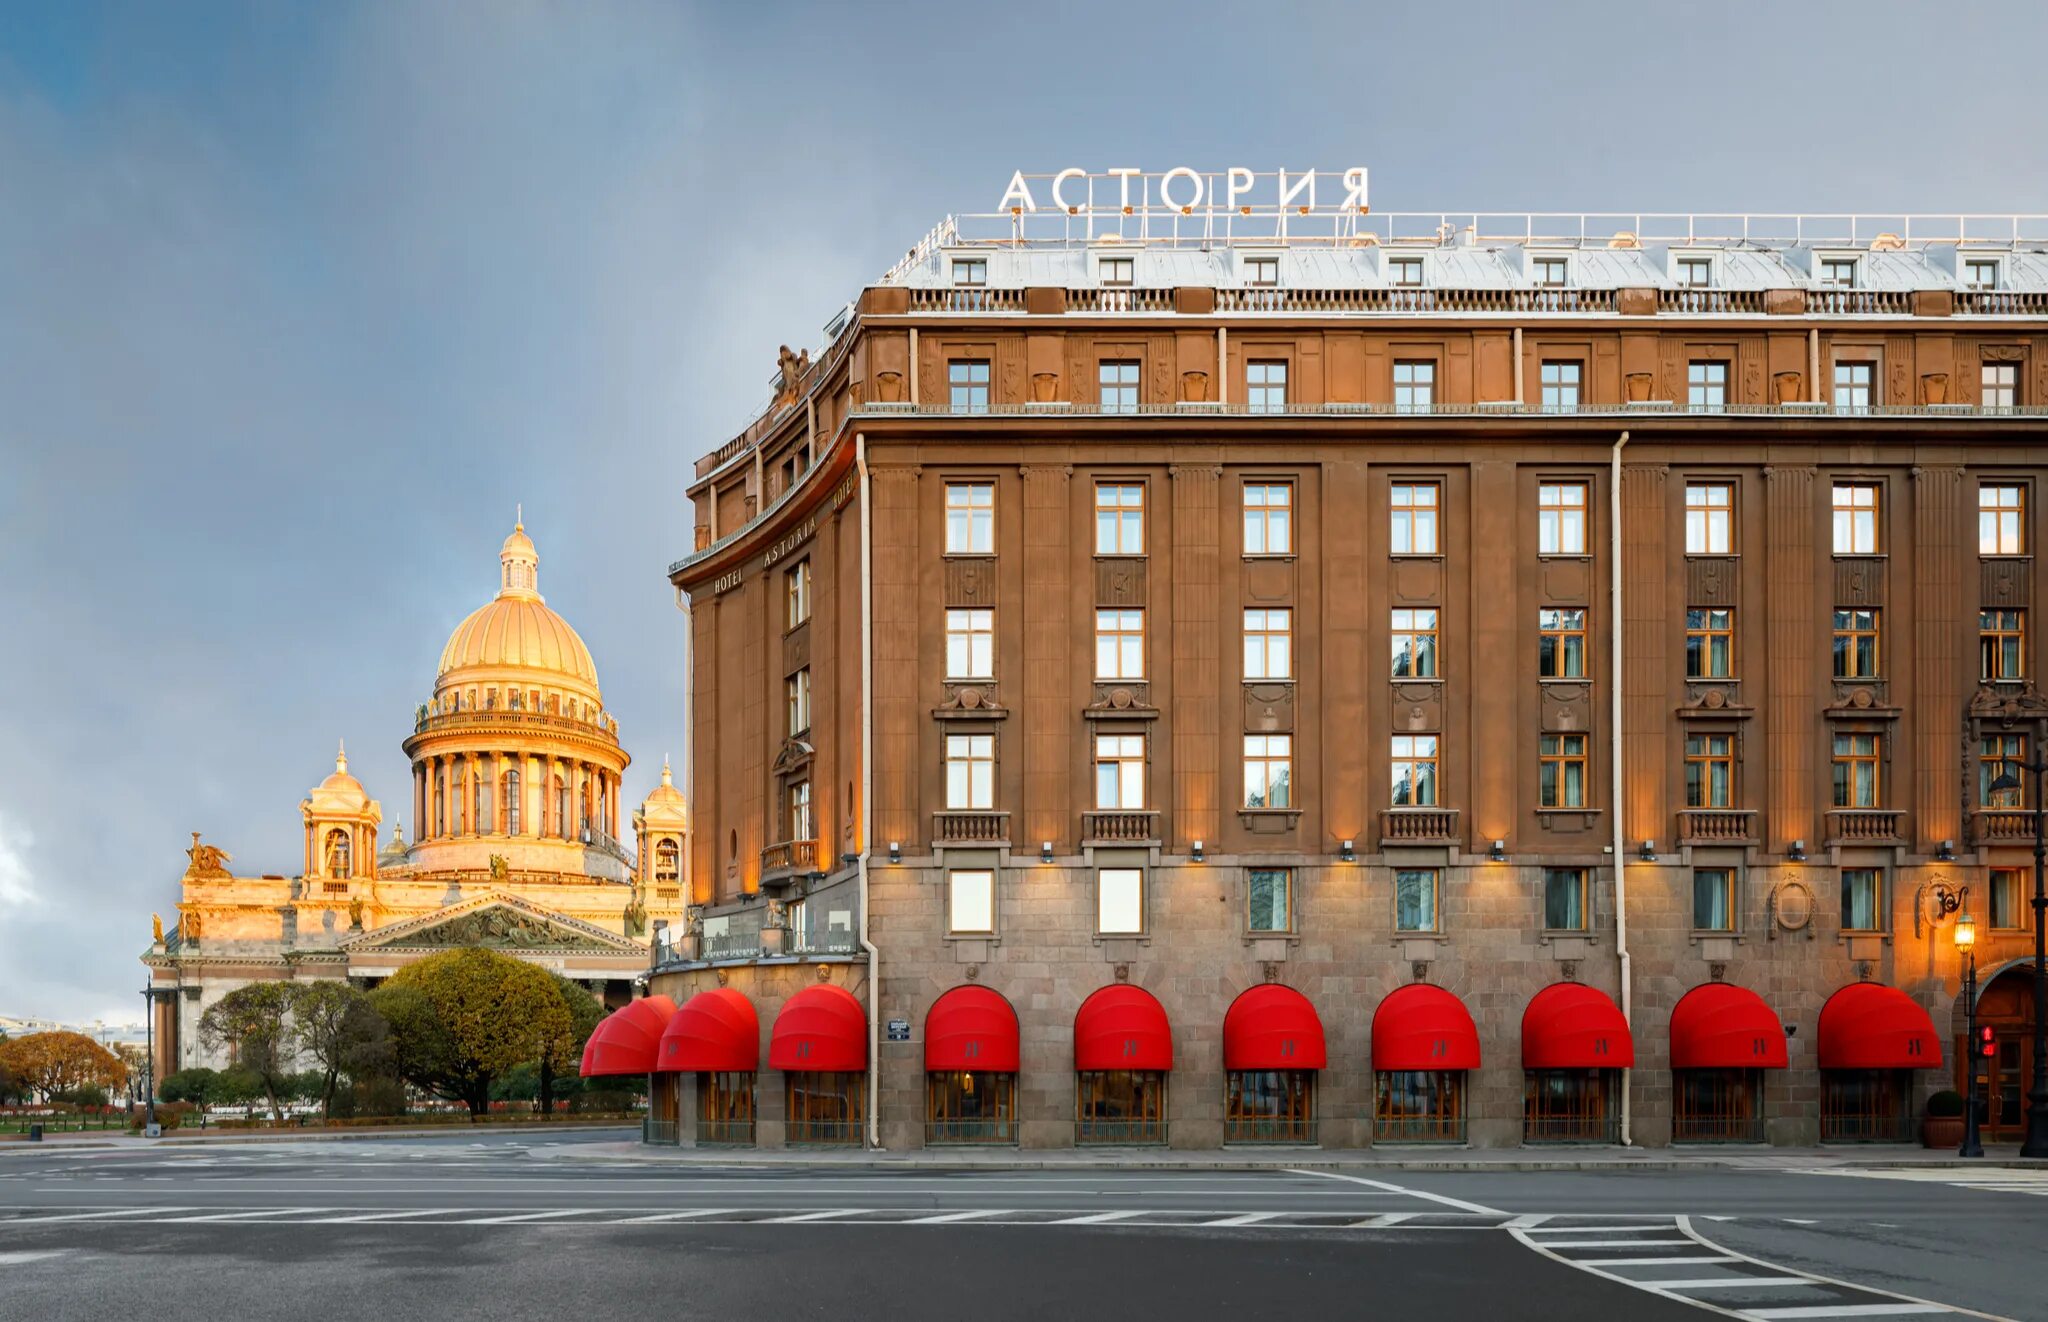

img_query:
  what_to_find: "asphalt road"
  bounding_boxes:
[1,1133,2042,1322]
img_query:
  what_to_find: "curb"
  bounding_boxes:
[0,1122,637,1153]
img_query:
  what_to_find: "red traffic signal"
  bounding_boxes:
[1980,1025,1998,1059]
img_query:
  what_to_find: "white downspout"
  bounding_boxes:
[1610,429,1633,1146]
[855,432,880,1149]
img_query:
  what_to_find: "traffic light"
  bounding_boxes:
[1980,1025,1997,1059]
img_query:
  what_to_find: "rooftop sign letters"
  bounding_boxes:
[998,168,1369,217]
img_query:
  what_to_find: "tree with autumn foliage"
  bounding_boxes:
[369,948,574,1116]
[0,1031,130,1103]
[198,984,297,1120]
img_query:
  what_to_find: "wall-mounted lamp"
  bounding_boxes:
[1489,839,1507,863]
[1191,839,1205,863]
[1041,840,1054,864]
[1938,839,1957,862]
[1788,838,1807,862]
[1338,838,1356,864]
[888,841,901,865]
[1639,839,1657,862]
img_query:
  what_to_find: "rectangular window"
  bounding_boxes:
[1099,255,1134,287]
[1248,868,1292,932]
[1391,735,1438,806]
[945,734,994,810]
[1678,256,1713,287]
[1393,360,1435,413]
[785,560,812,630]
[1821,256,1859,287]
[1540,360,1581,411]
[1685,483,1734,554]
[1097,868,1144,934]
[944,482,994,554]
[1246,360,1287,414]
[1098,360,1139,414]
[1832,483,1881,553]
[1538,482,1588,555]
[1395,869,1439,932]
[1094,608,1145,680]
[1533,256,1569,287]
[1982,609,2026,682]
[1243,483,1293,555]
[1391,608,1439,678]
[1687,360,1728,411]
[1982,363,2019,411]
[1243,608,1292,680]
[951,258,986,286]
[1693,868,1735,932]
[1390,482,1440,555]
[786,668,811,736]
[945,608,994,680]
[1539,733,1588,808]
[1840,868,1883,932]
[1686,608,1734,678]
[1965,258,2000,290]
[1538,607,1587,679]
[1245,255,1280,286]
[947,869,995,934]
[1980,484,2025,554]
[948,359,990,414]
[1832,733,1881,808]
[1832,609,1881,678]
[1981,734,2026,808]
[1388,256,1424,287]
[1095,734,1146,810]
[1243,734,1292,809]
[1990,868,2024,929]
[1095,483,1145,555]
[1685,733,1734,808]
[1544,868,1589,932]
[1833,362,1873,412]
[788,779,812,842]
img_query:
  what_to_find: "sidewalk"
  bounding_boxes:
[0,1120,635,1152]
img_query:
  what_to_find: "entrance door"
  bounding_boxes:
[1968,968,2038,1142]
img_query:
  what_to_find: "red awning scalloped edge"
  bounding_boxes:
[1371,984,1481,1072]
[1818,983,1942,1070]
[1074,985,1174,1072]
[658,988,760,1073]
[579,995,679,1077]
[1222,985,1328,1071]
[925,986,1021,1072]
[768,983,868,1073]
[1522,983,1635,1070]
[1670,983,1789,1070]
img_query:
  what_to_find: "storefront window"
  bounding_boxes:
[1076,1070,1167,1145]
[785,1072,863,1146]
[926,1070,1017,1145]
[1820,1070,1912,1143]
[1673,1067,1762,1142]
[1225,1069,1316,1144]
[1524,1069,1619,1143]
[1374,1070,1466,1143]
[696,1072,755,1145]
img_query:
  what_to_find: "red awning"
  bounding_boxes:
[1522,983,1636,1070]
[579,995,678,1077]
[1371,984,1481,1071]
[1223,985,1328,1071]
[767,983,868,1072]
[1074,985,1173,1072]
[1818,984,1942,1070]
[657,988,760,1074]
[1670,983,1789,1070]
[925,986,1020,1072]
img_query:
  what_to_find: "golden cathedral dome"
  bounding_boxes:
[435,519,602,704]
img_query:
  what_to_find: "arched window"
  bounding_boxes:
[503,768,522,835]
[655,838,679,884]
[325,828,352,879]
[473,770,491,835]
[434,774,446,836]
[455,772,468,835]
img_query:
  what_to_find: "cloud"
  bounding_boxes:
[0,810,36,910]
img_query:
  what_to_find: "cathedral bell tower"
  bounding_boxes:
[301,741,383,885]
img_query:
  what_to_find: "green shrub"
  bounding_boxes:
[1925,1089,1965,1118]
[158,1068,218,1105]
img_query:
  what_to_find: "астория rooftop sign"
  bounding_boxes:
[998,168,1369,217]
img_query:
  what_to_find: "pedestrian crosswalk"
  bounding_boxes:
[1794,1166,2048,1199]
[1513,1215,1991,1320]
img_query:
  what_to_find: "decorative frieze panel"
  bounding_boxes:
[1833,556,1886,608]
[1539,558,1592,606]
[783,622,810,675]
[1096,556,1147,606]
[1390,557,1442,606]
[1390,681,1443,732]
[945,558,997,607]
[1686,556,1739,607]
[1982,557,2033,609]
[1243,682,1295,733]
[1539,682,1593,732]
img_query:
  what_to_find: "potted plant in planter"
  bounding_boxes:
[1922,1089,1965,1149]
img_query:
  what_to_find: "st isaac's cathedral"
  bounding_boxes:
[142,521,688,1077]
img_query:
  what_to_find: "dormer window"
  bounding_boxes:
[1245,255,1280,286]
[952,258,987,287]
[1388,255,1424,287]
[1677,256,1713,288]
[1964,258,2000,290]
[1100,256,1135,287]
[1533,256,1570,288]
[1819,256,1859,287]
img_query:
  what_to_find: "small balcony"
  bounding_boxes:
[1678,808,1758,846]
[931,810,1010,845]
[1082,810,1160,845]
[759,839,820,882]
[1825,809,1904,844]
[1380,807,1461,846]
[1970,807,2040,846]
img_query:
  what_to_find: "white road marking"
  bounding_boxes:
[1599,1255,1743,1266]
[1052,1210,1146,1224]
[462,1209,602,1224]
[1742,1308,1953,1319]
[1648,1278,1818,1289]
[607,1208,737,1223]
[320,1208,473,1223]
[761,1208,874,1223]
[1201,1212,1278,1227]
[1287,1167,1505,1215]
[0,1250,69,1264]
[904,1209,1005,1224]
[1535,1238,1695,1248]
[5,1207,200,1222]
[156,1208,329,1223]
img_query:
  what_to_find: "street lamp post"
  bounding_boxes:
[138,984,158,1136]
[1988,752,2048,1159]
[1953,904,1983,1159]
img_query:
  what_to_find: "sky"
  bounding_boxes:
[2,0,2045,1027]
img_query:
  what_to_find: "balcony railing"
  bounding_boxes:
[1082,810,1160,844]
[1067,286,1175,313]
[1807,288,1914,316]
[760,840,820,876]
[1658,288,1768,315]
[932,811,1010,844]
[907,287,1025,313]
[1971,807,2040,844]
[1825,808,1904,842]
[1380,807,1461,845]
[1678,808,1758,845]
